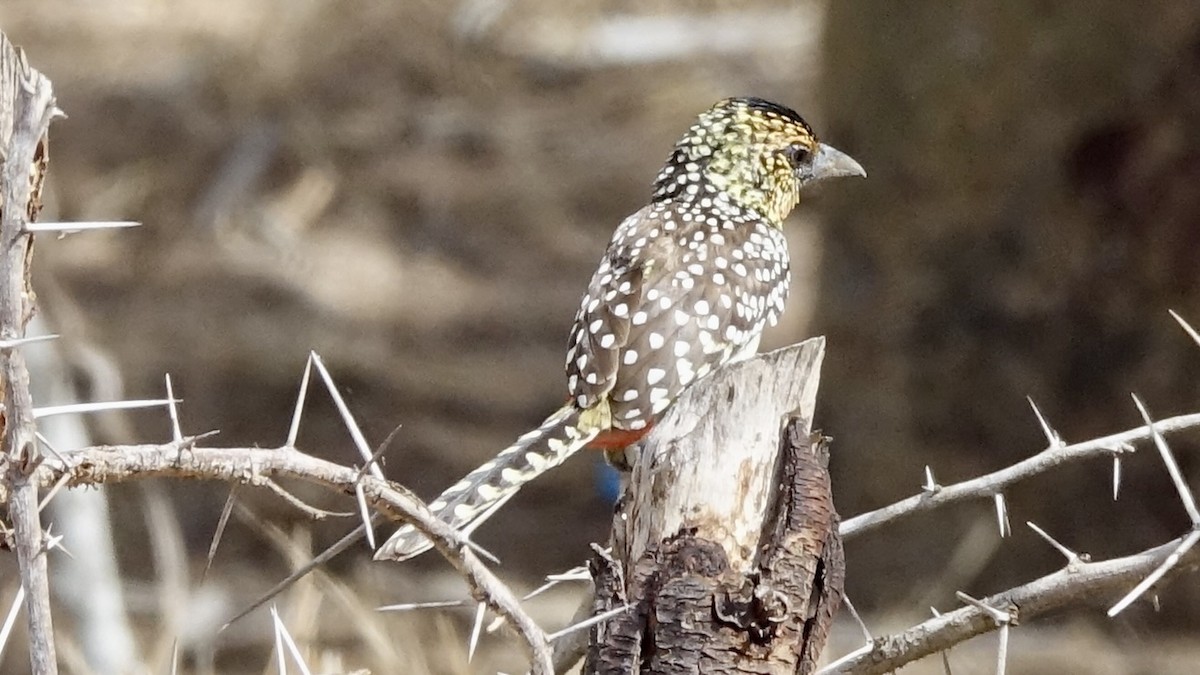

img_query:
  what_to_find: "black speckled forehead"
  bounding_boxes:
[731,97,814,136]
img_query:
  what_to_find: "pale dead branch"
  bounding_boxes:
[0,30,59,675]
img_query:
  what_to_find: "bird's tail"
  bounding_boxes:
[374,404,598,561]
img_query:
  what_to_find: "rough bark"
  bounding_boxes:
[586,338,843,674]
[0,31,58,674]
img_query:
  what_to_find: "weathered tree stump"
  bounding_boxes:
[585,338,843,674]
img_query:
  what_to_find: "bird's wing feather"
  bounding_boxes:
[564,202,789,430]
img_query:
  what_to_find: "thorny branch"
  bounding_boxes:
[840,412,1200,539]
[0,33,58,674]
[825,399,1200,672]
[10,398,1199,674]
[30,441,555,675]
[828,535,1200,674]
[0,15,1193,675]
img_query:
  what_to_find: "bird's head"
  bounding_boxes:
[652,97,866,225]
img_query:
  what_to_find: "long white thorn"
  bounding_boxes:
[546,604,631,642]
[311,352,383,479]
[271,605,287,675]
[1113,454,1122,501]
[285,356,313,448]
[929,606,954,675]
[1132,394,1200,525]
[1169,309,1200,349]
[996,622,1009,675]
[270,605,313,675]
[1026,521,1083,565]
[32,430,66,466]
[956,591,1010,625]
[355,482,376,550]
[1108,529,1200,617]
[0,334,57,349]
[0,586,25,664]
[841,595,872,642]
[923,465,940,493]
[994,494,1010,538]
[1027,396,1063,448]
[524,564,591,600]
[25,220,141,233]
[815,642,873,674]
[377,599,466,612]
[468,602,486,662]
[31,398,175,418]
[165,374,183,442]
[38,471,73,512]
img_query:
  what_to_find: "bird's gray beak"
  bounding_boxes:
[802,142,867,184]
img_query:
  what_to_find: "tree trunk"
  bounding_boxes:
[585,338,843,674]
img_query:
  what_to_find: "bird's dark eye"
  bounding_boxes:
[785,144,812,166]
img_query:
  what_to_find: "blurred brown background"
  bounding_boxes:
[4,0,1200,672]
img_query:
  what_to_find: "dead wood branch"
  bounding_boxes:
[0,31,58,674]
[586,338,844,674]
[23,441,554,674]
[841,412,1200,539]
[830,533,1200,673]
[9,341,1200,672]
[824,395,1200,671]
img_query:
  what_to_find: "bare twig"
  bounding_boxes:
[0,32,58,674]
[262,478,350,519]
[9,370,1199,674]
[1105,396,1200,617]
[203,487,238,581]
[825,535,1200,673]
[840,412,1200,538]
[32,443,555,673]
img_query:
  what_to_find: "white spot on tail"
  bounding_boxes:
[476,484,504,501]
[525,452,551,471]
